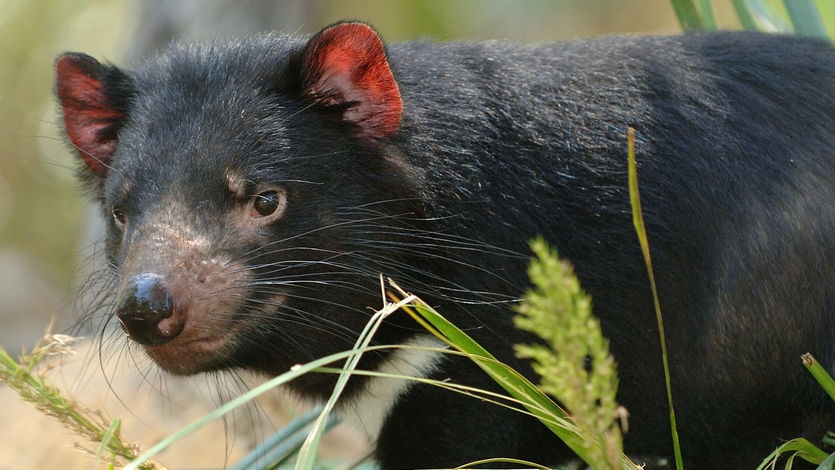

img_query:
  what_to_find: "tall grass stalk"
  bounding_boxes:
[627,127,683,469]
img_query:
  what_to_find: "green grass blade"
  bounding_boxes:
[802,353,835,403]
[459,457,552,469]
[756,438,829,469]
[390,282,640,470]
[628,128,683,470]
[740,0,793,31]
[670,0,708,31]
[696,0,717,29]
[731,0,760,30]
[94,419,122,466]
[816,451,835,470]
[784,0,829,37]
[318,360,557,423]
[230,406,337,470]
[391,284,570,419]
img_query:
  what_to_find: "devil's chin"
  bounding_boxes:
[142,336,233,375]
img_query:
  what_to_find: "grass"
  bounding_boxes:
[391,272,639,469]
[627,127,683,469]
[673,0,830,37]
[753,353,835,469]
[0,333,163,470]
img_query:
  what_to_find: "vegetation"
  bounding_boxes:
[0,334,161,470]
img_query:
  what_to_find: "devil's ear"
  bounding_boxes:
[55,52,132,179]
[299,21,402,140]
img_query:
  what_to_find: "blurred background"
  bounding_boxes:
[0,0,831,468]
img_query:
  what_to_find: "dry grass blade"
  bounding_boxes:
[0,333,164,470]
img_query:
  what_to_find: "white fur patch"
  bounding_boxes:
[337,335,446,443]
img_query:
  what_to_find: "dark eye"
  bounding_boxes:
[112,206,127,228]
[252,191,280,217]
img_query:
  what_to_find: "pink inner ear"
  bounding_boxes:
[302,22,402,140]
[56,55,123,178]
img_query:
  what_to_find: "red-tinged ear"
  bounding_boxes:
[55,52,130,178]
[300,22,402,140]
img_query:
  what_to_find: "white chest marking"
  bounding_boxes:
[337,335,446,444]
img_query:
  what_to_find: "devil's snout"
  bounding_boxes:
[116,273,183,346]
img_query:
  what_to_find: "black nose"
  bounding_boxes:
[116,273,180,346]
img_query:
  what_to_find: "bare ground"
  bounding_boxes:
[0,339,368,469]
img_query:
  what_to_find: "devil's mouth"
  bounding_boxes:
[143,333,234,375]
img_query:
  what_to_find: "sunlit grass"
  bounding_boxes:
[0,333,163,470]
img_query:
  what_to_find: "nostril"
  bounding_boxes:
[117,273,181,346]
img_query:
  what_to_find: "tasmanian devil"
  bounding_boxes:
[54,20,835,469]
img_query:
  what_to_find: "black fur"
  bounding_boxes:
[56,23,835,469]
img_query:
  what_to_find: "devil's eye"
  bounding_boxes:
[252,191,280,217]
[112,206,127,228]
